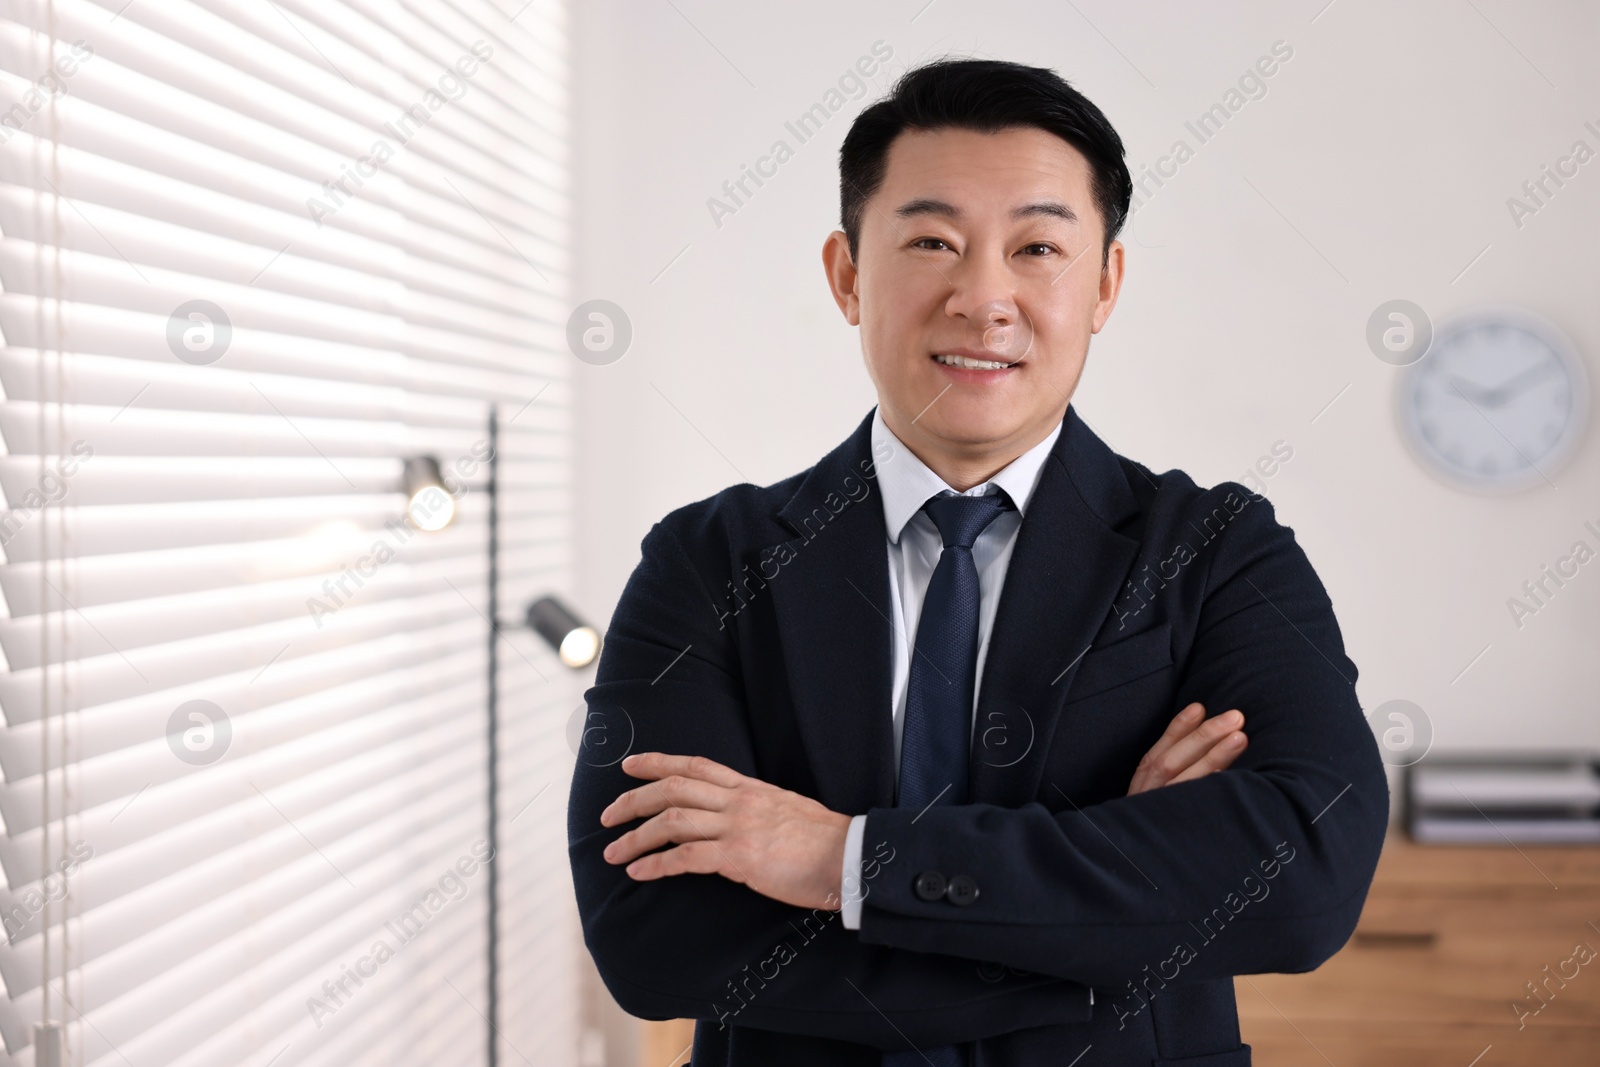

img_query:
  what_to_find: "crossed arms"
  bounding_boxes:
[597,701,1249,913]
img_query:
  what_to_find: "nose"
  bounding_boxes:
[944,257,1031,361]
[974,300,1024,359]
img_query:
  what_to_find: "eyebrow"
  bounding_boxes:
[893,198,1079,224]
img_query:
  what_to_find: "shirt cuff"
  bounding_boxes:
[839,813,867,930]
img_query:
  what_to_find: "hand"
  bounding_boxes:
[1480,360,1555,406]
[1447,375,1494,407]
[1126,702,1248,796]
[599,752,851,912]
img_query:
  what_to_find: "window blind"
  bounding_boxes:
[0,1,577,1065]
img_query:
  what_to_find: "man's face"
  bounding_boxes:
[824,125,1124,464]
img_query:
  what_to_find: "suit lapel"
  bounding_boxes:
[766,413,897,815]
[968,407,1142,807]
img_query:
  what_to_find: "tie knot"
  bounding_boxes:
[922,490,1014,550]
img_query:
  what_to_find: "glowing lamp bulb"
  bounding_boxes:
[558,626,602,669]
[408,485,455,531]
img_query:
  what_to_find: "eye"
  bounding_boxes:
[911,237,952,251]
[1020,243,1058,257]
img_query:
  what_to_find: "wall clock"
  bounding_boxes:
[1397,306,1589,493]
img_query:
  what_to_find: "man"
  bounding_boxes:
[568,59,1387,1066]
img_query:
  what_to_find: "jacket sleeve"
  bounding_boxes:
[855,488,1390,990]
[567,518,1094,1049]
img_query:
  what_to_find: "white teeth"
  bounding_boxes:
[935,353,1011,370]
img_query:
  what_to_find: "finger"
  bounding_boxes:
[1126,706,1207,794]
[1166,731,1248,785]
[621,752,746,788]
[1141,703,1207,762]
[600,774,731,827]
[624,840,728,882]
[604,805,725,866]
[1158,709,1243,771]
[1138,709,1245,787]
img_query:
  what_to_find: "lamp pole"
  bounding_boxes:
[485,403,501,1067]
[479,403,597,1064]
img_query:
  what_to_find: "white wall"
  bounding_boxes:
[570,0,1600,767]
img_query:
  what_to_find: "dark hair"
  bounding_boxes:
[839,59,1133,269]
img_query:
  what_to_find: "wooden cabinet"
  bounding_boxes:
[1237,834,1600,1065]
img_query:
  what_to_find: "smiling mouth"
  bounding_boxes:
[933,353,1020,371]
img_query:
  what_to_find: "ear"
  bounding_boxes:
[1091,238,1125,335]
[821,230,861,326]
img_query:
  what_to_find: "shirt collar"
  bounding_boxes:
[871,405,1064,545]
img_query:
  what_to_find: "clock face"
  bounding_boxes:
[1398,308,1589,492]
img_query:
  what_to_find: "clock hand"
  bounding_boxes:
[1479,361,1555,407]
[1447,376,1496,406]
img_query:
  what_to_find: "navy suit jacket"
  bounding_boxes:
[567,406,1389,1066]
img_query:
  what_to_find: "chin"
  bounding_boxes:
[922,407,1031,448]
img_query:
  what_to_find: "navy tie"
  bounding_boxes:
[885,490,1014,1067]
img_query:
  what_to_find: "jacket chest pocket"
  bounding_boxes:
[1064,622,1174,704]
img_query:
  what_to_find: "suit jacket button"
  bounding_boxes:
[914,871,947,901]
[976,961,1007,982]
[945,874,979,906]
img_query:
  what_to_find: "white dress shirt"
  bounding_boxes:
[839,407,1063,929]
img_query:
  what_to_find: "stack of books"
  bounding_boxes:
[1405,754,1600,844]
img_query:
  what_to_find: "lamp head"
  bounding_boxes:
[527,596,601,669]
[402,456,456,531]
